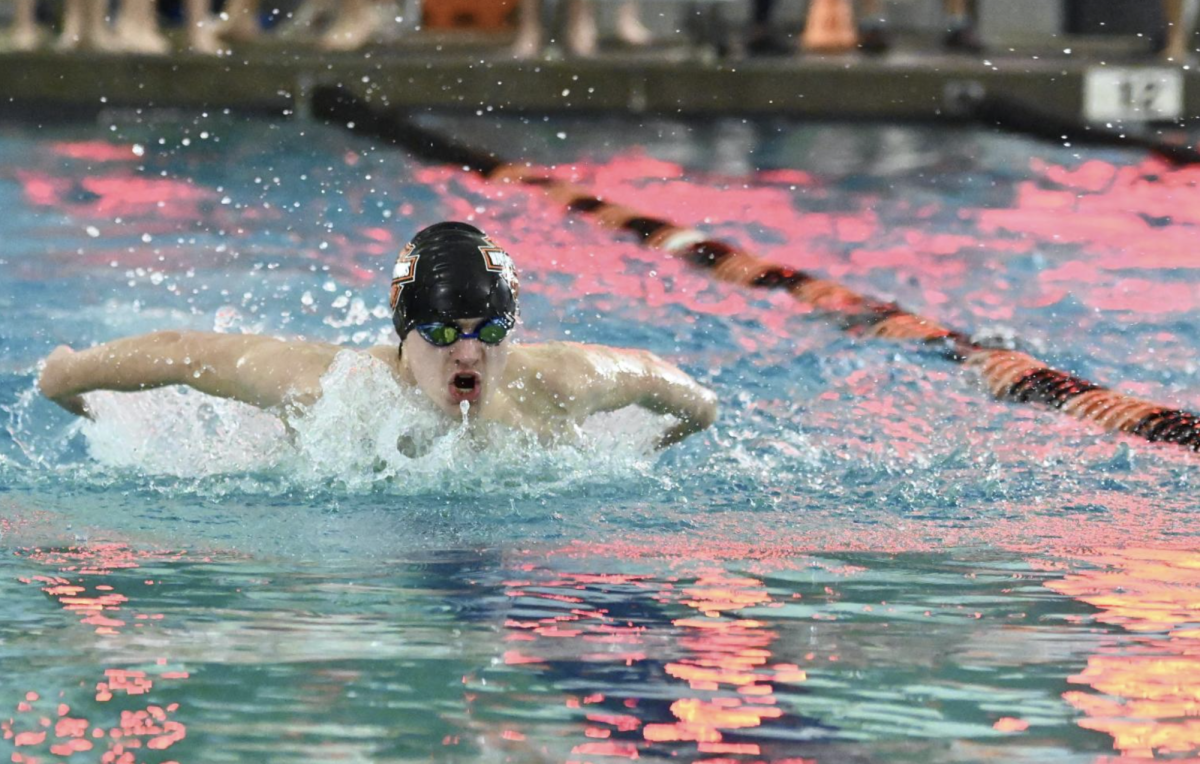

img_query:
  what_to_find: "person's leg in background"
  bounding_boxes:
[857,0,888,53]
[747,0,791,55]
[211,0,262,42]
[113,0,172,52]
[512,0,543,57]
[564,0,597,56]
[943,0,981,52]
[1163,0,1199,60]
[747,0,773,44]
[57,0,117,49]
[184,0,221,52]
[5,0,44,49]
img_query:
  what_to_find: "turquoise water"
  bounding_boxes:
[2,114,1199,762]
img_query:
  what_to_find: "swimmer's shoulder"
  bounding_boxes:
[501,342,599,415]
[509,341,602,373]
[508,341,647,391]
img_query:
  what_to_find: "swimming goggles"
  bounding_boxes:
[416,317,512,347]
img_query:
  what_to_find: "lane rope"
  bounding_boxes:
[313,86,1200,453]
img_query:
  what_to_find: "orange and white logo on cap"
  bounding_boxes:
[478,236,519,299]
[389,243,418,311]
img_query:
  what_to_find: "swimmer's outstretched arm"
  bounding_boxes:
[554,344,718,449]
[38,331,338,418]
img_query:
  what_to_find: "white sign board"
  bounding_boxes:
[1084,67,1184,123]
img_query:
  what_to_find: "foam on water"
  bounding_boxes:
[73,350,666,496]
[82,387,287,477]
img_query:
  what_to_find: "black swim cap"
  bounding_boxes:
[389,222,520,343]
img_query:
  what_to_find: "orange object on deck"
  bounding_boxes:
[801,0,858,52]
[423,0,517,29]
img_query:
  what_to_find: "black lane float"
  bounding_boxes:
[313,86,1200,454]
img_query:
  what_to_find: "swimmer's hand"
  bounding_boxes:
[654,403,716,450]
[38,345,94,419]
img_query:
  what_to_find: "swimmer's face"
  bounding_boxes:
[402,317,512,417]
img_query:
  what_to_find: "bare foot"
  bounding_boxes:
[615,0,651,46]
[56,27,121,51]
[5,15,45,50]
[114,19,171,53]
[274,0,337,39]
[212,0,262,43]
[4,0,42,50]
[320,1,393,51]
[187,21,224,54]
[56,0,120,51]
[512,26,541,58]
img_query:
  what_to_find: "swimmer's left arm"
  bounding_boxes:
[563,345,718,448]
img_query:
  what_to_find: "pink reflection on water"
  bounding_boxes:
[5,544,192,762]
[49,141,141,163]
[641,570,795,753]
[978,157,1200,316]
[529,512,1200,759]
[1045,548,1200,759]
[17,171,213,220]
[497,562,821,763]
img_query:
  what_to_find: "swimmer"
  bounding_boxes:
[38,222,717,449]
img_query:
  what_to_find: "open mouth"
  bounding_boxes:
[449,371,482,402]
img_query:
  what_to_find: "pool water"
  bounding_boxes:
[2,113,1199,762]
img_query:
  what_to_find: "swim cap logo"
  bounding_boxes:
[478,239,520,301]
[389,243,419,311]
[478,244,510,273]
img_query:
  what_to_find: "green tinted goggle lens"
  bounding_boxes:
[417,318,510,347]
[423,324,460,346]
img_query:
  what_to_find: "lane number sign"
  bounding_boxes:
[1084,67,1184,123]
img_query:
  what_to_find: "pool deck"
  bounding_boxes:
[3,34,1199,124]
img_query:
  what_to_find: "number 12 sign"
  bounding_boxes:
[1084,67,1184,123]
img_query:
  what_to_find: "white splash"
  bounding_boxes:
[77,350,665,495]
[82,387,288,478]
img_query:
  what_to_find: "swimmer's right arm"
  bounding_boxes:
[38,331,338,417]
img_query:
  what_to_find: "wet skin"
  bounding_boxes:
[39,320,717,449]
